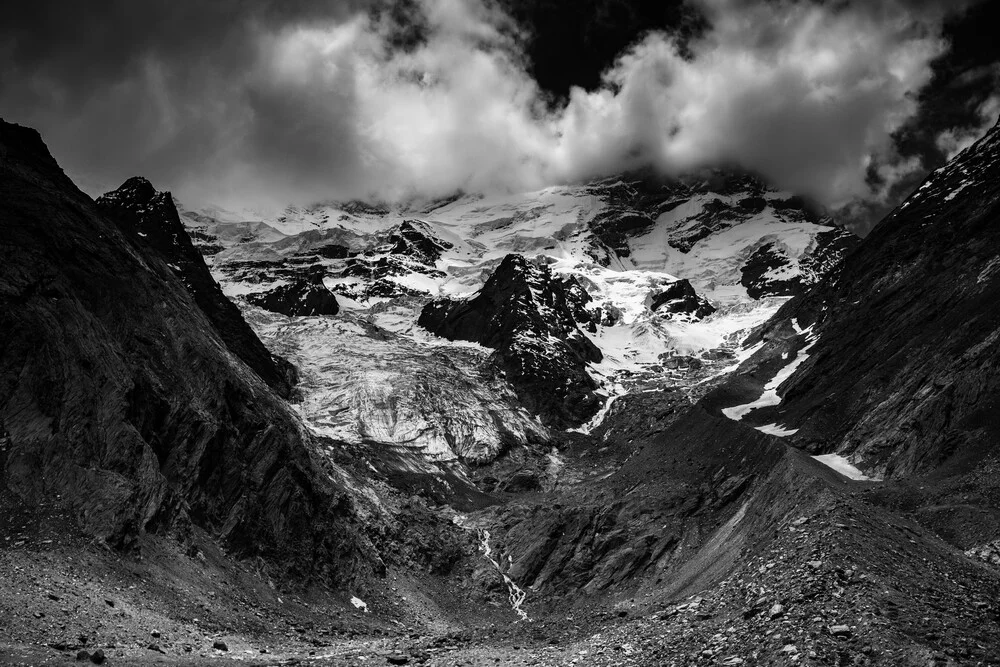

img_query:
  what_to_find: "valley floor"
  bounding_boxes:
[4,447,1000,667]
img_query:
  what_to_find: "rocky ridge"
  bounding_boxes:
[0,119,454,590]
[708,118,1000,482]
[95,177,298,398]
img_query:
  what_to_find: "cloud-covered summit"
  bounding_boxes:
[2,0,996,221]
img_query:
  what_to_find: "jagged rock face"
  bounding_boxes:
[96,177,297,398]
[419,254,603,428]
[388,220,453,263]
[339,254,446,300]
[587,170,858,298]
[710,120,1000,480]
[245,269,340,317]
[650,278,716,319]
[740,228,858,299]
[0,120,380,583]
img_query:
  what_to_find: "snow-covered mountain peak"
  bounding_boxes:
[177,170,857,463]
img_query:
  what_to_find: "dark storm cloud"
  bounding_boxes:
[4,1,362,73]
[0,0,374,200]
[1,0,995,213]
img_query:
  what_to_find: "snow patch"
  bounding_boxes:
[812,454,876,481]
[723,331,817,421]
[944,182,970,201]
[568,390,621,434]
[755,423,799,437]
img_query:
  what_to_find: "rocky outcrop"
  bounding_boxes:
[96,177,297,398]
[0,119,379,583]
[650,278,716,319]
[419,254,602,428]
[741,228,857,299]
[245,270,340,317]
[339,255,445,300]
[388,220,453,264]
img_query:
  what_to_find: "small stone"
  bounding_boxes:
[213,640,229,652]
[90,649,106,664]
[47,593,61,601]
[104,599,115,607]
[782,644,798,654]
[808,561,823,569]
[830,625,852,638]
[387,654,410,665]
[769,604,786,620]
[76,650,91,661]
[150,630,161,638]
[148,643,165,654]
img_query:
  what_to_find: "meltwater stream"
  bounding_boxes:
[453,515,530,621]
[478,528,530,622]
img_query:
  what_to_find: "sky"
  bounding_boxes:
[2,0,998,232]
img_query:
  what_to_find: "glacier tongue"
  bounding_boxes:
[248,310,546,464]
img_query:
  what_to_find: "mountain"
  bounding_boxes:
[0,119,392,583]
[709,118,1000,481]
[94,176,299,398]
[467,119,1000,663]
[4,115,1000,665]
[177,169,856,466]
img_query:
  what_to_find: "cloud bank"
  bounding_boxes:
[0,0,990,212]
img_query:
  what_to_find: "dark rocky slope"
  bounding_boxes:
[0,120,378,583]
[95,177,298,398]
[464,122,1000,663]
[492,409,789,597]
[419,254,603,428]
[475,404,1000,664]
[710,118,1000,481]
